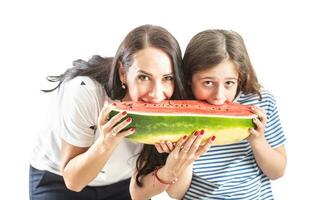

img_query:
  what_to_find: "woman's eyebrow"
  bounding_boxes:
[137,70,152,77]
[163,73,174,77]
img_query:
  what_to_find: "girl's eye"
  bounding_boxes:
[163,76,174,81]
[225,81,235,87]
[203,81,214,87]
[137,75,150,81]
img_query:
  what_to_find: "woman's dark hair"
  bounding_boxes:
[182,29,261,99]
[41,24,187,187]
[42,24,186,100]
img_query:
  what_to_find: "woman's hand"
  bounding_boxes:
[156,131,215,181]
[247,105,267,144]
[97,101,136,149]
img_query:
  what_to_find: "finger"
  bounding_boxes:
[174,135,188,152]
[154,143,164,153]
[102,110,128,132]
[180,130,199,154]
[98,102,116,126]
[103,117,132,136]
[118,127,136,138]
[253,118,264,133]
[251,106,267,125]
[188,130,205,154]
[249,127,259,137]
[159,141,172,153]
[195,136,215,159]
[166,141,175,152]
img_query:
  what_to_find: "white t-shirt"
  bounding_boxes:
[30,76,143,186]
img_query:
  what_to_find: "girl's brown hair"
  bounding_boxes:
[182,29,261,99]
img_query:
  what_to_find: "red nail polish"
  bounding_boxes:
[211,136,216,141]
[126,118,132,122]
[183,135,187,139]
[200,130,205,135]
[194,131,198,136]
[122,111,127,115]
[130,127,135,131]
[112,103,117,106]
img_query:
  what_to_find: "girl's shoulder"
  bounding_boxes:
[237,88,277,106]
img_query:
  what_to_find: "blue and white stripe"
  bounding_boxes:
[184,89,286,200]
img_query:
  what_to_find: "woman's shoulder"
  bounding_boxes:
[61,76,108,103]
[64,76,101,90]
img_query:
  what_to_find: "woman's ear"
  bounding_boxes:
[118,61,127,84]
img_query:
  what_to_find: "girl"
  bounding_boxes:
[29,24,187,200]
[182,29,287,199]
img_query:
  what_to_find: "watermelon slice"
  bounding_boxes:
[110,100,255,145]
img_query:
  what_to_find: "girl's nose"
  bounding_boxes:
[212,87,227,105]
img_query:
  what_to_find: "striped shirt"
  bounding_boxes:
[184,89,286,200]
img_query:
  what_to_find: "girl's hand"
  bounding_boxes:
[247,105,267,144]
[97,101,136,149]
[157,130,215,181]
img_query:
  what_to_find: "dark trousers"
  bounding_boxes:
[29,165,132,200]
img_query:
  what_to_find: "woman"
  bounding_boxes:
[29,24,186,200]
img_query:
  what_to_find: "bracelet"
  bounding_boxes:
[152,166,178,185]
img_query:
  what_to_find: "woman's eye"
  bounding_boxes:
[203,81,214,86]
[137,75,150,81]
[163,76,174,81]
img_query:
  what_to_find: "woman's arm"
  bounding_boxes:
[130,131,213,199]
[248,106,287,180]
[60,102,135,191]
[60,137,115,192]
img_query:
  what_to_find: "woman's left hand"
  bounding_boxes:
[247,105,267,144]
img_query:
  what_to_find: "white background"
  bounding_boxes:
[1,0,325,199]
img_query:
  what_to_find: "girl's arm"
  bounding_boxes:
[248,106,287,180]
[61,102,135,191]
[130,132,213,199]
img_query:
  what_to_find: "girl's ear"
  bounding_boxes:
[118,61,127,84]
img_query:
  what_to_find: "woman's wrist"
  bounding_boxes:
[155,166,178,184]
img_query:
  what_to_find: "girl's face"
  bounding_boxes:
[191,60,239,105]
[120,47,175,103]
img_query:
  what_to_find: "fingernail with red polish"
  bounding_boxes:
[130,127,135,132]
[200,130,205,136]
[126,117,132,122]
[122,111,127,115]
[211,136,216,141]
[194,131,198,136]
[112,103,117,106]
[183,135,187,139]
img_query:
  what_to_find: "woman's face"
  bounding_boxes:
[120,47,175,103]
[191,59,239,105]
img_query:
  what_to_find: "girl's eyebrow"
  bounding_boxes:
[199,76,238,80]
[225,77,238,80]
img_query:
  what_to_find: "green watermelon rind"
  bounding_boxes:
[109,110,255,145]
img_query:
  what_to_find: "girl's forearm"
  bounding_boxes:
[250,140,286,180]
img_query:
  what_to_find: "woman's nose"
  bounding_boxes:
[147,82,165,102]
